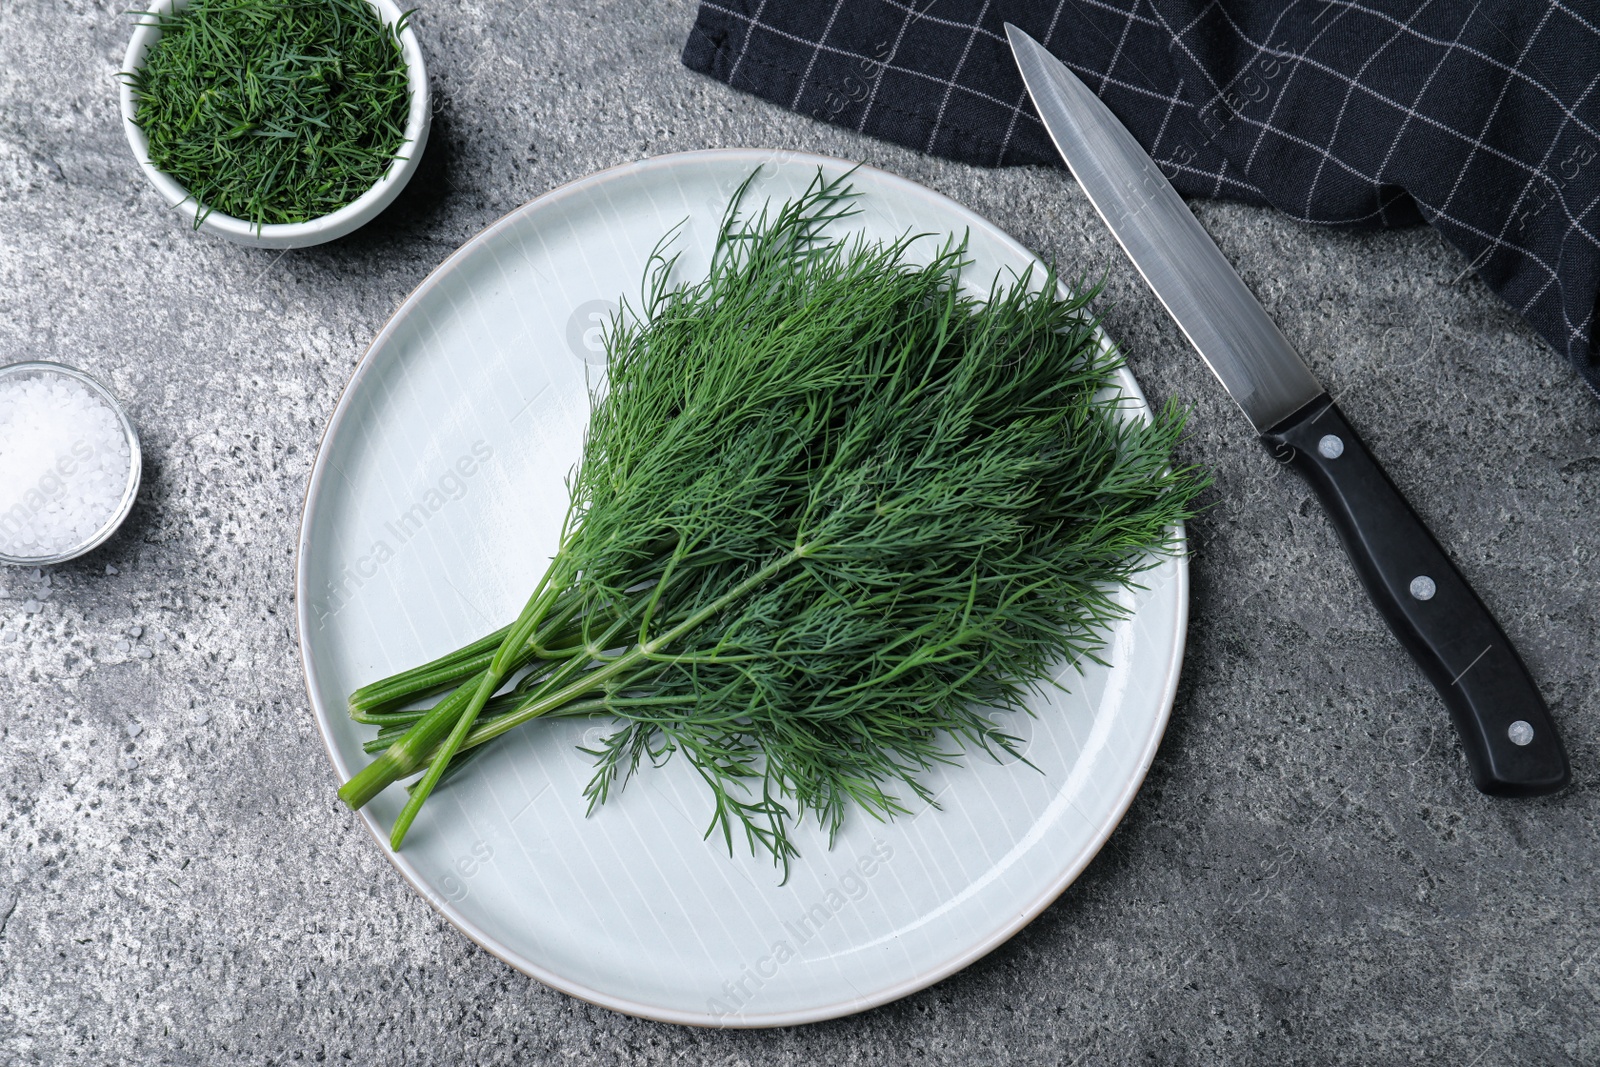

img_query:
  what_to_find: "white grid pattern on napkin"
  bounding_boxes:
[685,0,1600,388]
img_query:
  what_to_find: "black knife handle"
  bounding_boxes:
[1261,396,1569,796]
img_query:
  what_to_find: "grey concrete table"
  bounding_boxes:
[2,2,1596,1063]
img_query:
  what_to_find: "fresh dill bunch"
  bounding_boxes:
[339,170,1208,876]
[126,0,411,228]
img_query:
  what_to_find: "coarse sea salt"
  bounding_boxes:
[0,369,134,560]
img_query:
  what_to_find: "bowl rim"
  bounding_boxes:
[118,0,430,243]
[0,361,144,568]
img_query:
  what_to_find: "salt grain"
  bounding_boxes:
[0,369,133,559]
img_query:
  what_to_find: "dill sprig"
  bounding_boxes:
[126,0,412,228]
[338,171,1208,876]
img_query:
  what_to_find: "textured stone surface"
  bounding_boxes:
[1,2,1597,1064]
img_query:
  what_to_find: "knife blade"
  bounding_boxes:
[1007,23,1569,796]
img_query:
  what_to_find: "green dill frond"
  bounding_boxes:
[339,169,1208,878]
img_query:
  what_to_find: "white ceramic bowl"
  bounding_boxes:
[120,0,431,248]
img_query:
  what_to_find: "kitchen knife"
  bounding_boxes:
[1006,24,1569,796]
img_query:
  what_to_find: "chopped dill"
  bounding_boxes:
[338,171,1208,877]
[126,0,412,229]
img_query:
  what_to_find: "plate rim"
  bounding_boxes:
[295,147,1188,1028]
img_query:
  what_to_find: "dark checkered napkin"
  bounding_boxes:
[683,1,1600,398]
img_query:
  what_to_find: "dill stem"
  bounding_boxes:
[431,570,787,757]
[338,678,478,810]
[358,650,581,744]
[347,624,511,718]
[339,575,559,811]
[388,668,500,848]
[395,698,614,782]
[379,569,567,845]
[346,602,598,721]
[346,549,805,822]
[337,618,609,807]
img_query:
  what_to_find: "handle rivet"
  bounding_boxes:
[1508,720,1534,746]
[1317,434,1345,459]
[1409,575,1437,601]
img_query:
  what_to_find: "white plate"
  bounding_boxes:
[297,148,1187,1027]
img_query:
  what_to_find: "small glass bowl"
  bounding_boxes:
[0,361,142,567]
